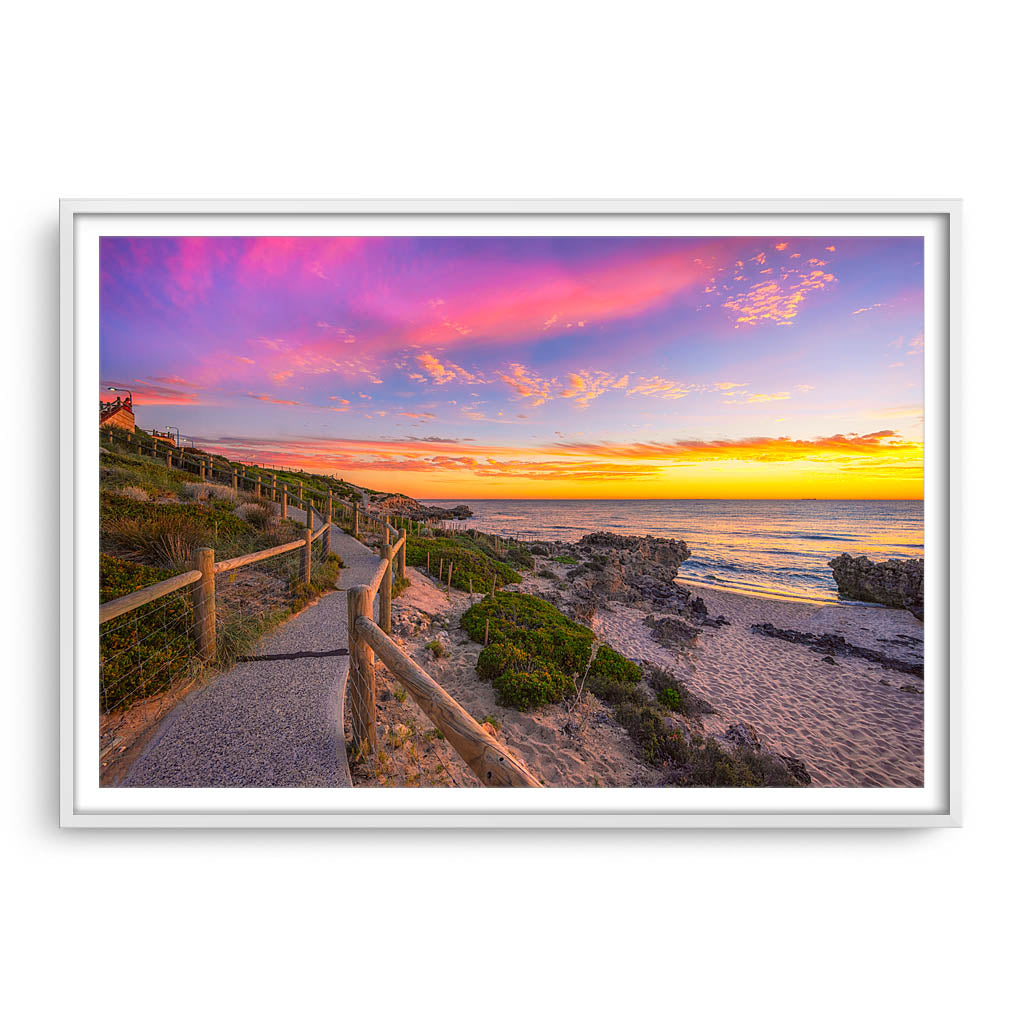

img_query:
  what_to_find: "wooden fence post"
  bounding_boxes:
[281,484,288,519]
[192,547,216,661]
[232,468,238,491]
[166,451,172,468]
[348,586,377,755]
[298,481,303,503]
[256,474,263,499]
[302,528,312,583]
[353,501,360,540]
[447,561,453,595]
[379,540,393,634]
[200,462,206,482]
[271,474,277,502]
[327,490,333,526]
[399,528,406,579]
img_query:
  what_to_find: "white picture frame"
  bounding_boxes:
[60,198,960,828]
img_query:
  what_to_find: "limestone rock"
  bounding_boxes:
[829,553,924,619]
[723,721,762,750]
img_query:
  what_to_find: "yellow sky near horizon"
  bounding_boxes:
[199,430,925,501]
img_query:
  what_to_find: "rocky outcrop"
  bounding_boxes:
[751,622,924,678]
[644,614,702,650]
[558,533,708,620]
[829,553,923,619]
[372,493,473,521]
[717,720,813,786]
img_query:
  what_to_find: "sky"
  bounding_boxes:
[100,235,924,499]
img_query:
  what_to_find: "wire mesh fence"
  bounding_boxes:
[99,584,204,715]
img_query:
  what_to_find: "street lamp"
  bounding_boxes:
[107,385,133,405]
[165,425,181,445]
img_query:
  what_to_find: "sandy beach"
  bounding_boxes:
[354,551,924,789]
[591,585,923,787]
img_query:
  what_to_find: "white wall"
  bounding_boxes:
[4,2,1018,1021]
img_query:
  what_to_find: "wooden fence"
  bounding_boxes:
[99,427,344,648]
[101,426,540,788]
[345,516,540,788]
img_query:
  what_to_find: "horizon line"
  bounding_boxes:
[412,495,925,503]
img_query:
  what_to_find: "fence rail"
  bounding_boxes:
[344,527,539,788]
[98,568,202,624]
[101,425,539,787]
[99,431,346,714]
[353,613,540,788]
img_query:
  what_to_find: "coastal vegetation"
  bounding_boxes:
[405,534,522,593]
[588,664,800,787]
[461,592,639,711]
[99,440,343,711]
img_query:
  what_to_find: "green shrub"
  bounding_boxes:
[644,663,715,717]
[425,639,448,659]
[554,555,578,565]
[494,668,572,710]
[99,554,197,712]
[461,592,636,711]
[584,659,803,786]
[476,642,531,680]
[504,546,534,569]
[100,551,174,602]
[587,675,640,705]
[592,644,641,683]
[462,593,593,678]
[406,536,521,593]
[658,687,682,711]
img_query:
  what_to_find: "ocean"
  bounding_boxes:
[424,499,924,604]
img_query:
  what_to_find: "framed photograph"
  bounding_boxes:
[60,199,959,827]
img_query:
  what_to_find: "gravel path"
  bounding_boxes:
[123,510,384,788]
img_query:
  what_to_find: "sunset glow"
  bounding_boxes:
[100,235,924,499]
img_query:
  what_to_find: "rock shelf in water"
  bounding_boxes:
[829,553,924,619]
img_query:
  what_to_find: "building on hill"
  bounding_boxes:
[99,395,134,432]
[150,429,177,447]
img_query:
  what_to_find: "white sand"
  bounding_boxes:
[592,586,924,787]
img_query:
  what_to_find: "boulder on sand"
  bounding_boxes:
[828,553,924,620]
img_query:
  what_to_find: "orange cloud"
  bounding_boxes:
[625,376,694,400]
[560,370,623,407]
[554,430,922,465]
[246,393,302,406]
[724,391,791,405]
[194,427,922,499]
[415,352,480,385]
[723,269,836,327]
[496,363,557,406]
